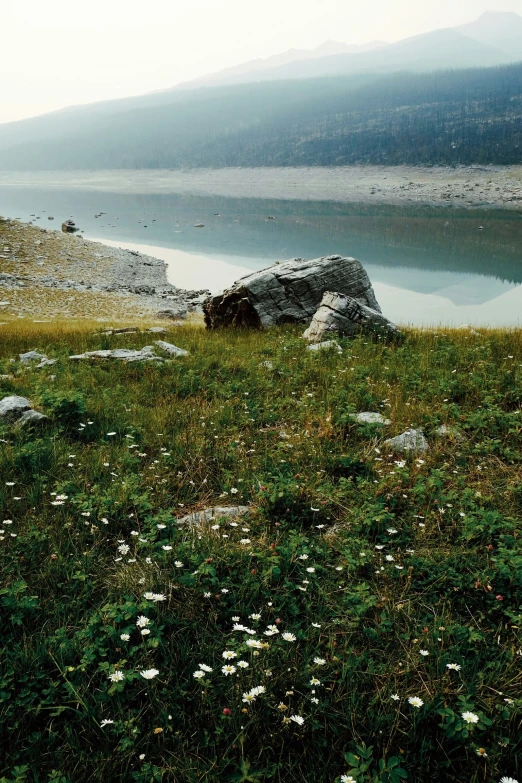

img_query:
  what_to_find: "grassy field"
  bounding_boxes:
[0,320,521,783]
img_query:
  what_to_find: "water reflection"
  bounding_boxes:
[1,186,521,325]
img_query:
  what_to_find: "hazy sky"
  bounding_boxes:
[2,0,522,125]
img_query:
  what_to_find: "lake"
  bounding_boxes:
[1,184,522,326]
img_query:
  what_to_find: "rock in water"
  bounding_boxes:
[61,220,80,233]
[0,395,32,422]
[203,255,380,329]
[304,291,401,343]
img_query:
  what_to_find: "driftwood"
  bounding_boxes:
[204,255,381,329]
[303,291,402,342]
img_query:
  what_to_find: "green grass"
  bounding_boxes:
[0,321,521,783]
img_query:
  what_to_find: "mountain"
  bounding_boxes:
[176,40,387,90]
[236,28,509,83]
[172,12,521,89]
[455,10,522,59]
[1,62,522,170]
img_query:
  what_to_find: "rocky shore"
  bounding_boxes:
[0,218,208,322]
[2,165,522,209]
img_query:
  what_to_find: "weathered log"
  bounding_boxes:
[303,291,402,342]
[203,255,381,329]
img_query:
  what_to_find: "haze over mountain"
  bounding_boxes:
[176,40,387,90]
[173,11,522,88]
[0,11,521,172]
[455,10,522,58]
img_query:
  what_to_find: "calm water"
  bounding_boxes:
[1,185,522,326]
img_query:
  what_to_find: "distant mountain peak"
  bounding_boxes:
[455,9,522,59]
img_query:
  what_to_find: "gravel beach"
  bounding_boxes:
[0,218,208,322]
[1,166,522,209]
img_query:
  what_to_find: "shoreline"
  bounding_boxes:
[1,165,522,209]
[0,218,208,322]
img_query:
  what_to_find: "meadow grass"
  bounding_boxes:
[0,320,521,783]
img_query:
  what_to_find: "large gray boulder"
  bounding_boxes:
[0,395,32,422]
[304,291,402,343]
[204,255,381,329]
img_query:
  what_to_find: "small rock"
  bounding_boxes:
[156,309,185,320]
[147,327,167,334]
[62,220,80,233]
[154,340,189,357]
[434,424,465,442]
[259,360,274,369]
[351,412,391,425]
[0,395,32,422]
[176,506,251,527]
[102,327,139,335]
[307,340,342,353]
[69,347,163,363]
[19,350,48,364]
[37,358,57,368]
[385,429,428,454]
[13,410,49,430]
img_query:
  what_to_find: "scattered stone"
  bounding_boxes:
[37,358,57,368]
[304,291,402,343]
[102,327,139,335]
[156,309,186,320]
[194,223,205,228]
[154,340,189,357]
[434,424,465,442]
[69,347,164,363]
[19,350,48,364]
[13,410,49,430]
[61,220,80,233]
[385,429,429,453]
[307,340,342,353]
[259,360,274,369]
[147,327,168,333]
[204,255,381,329]
[351,412,391,425]
[176,506,251,526]
[0,395,32,422]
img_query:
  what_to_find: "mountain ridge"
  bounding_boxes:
[172,10,522,90]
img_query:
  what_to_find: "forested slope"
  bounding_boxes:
[1,63,522,169]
